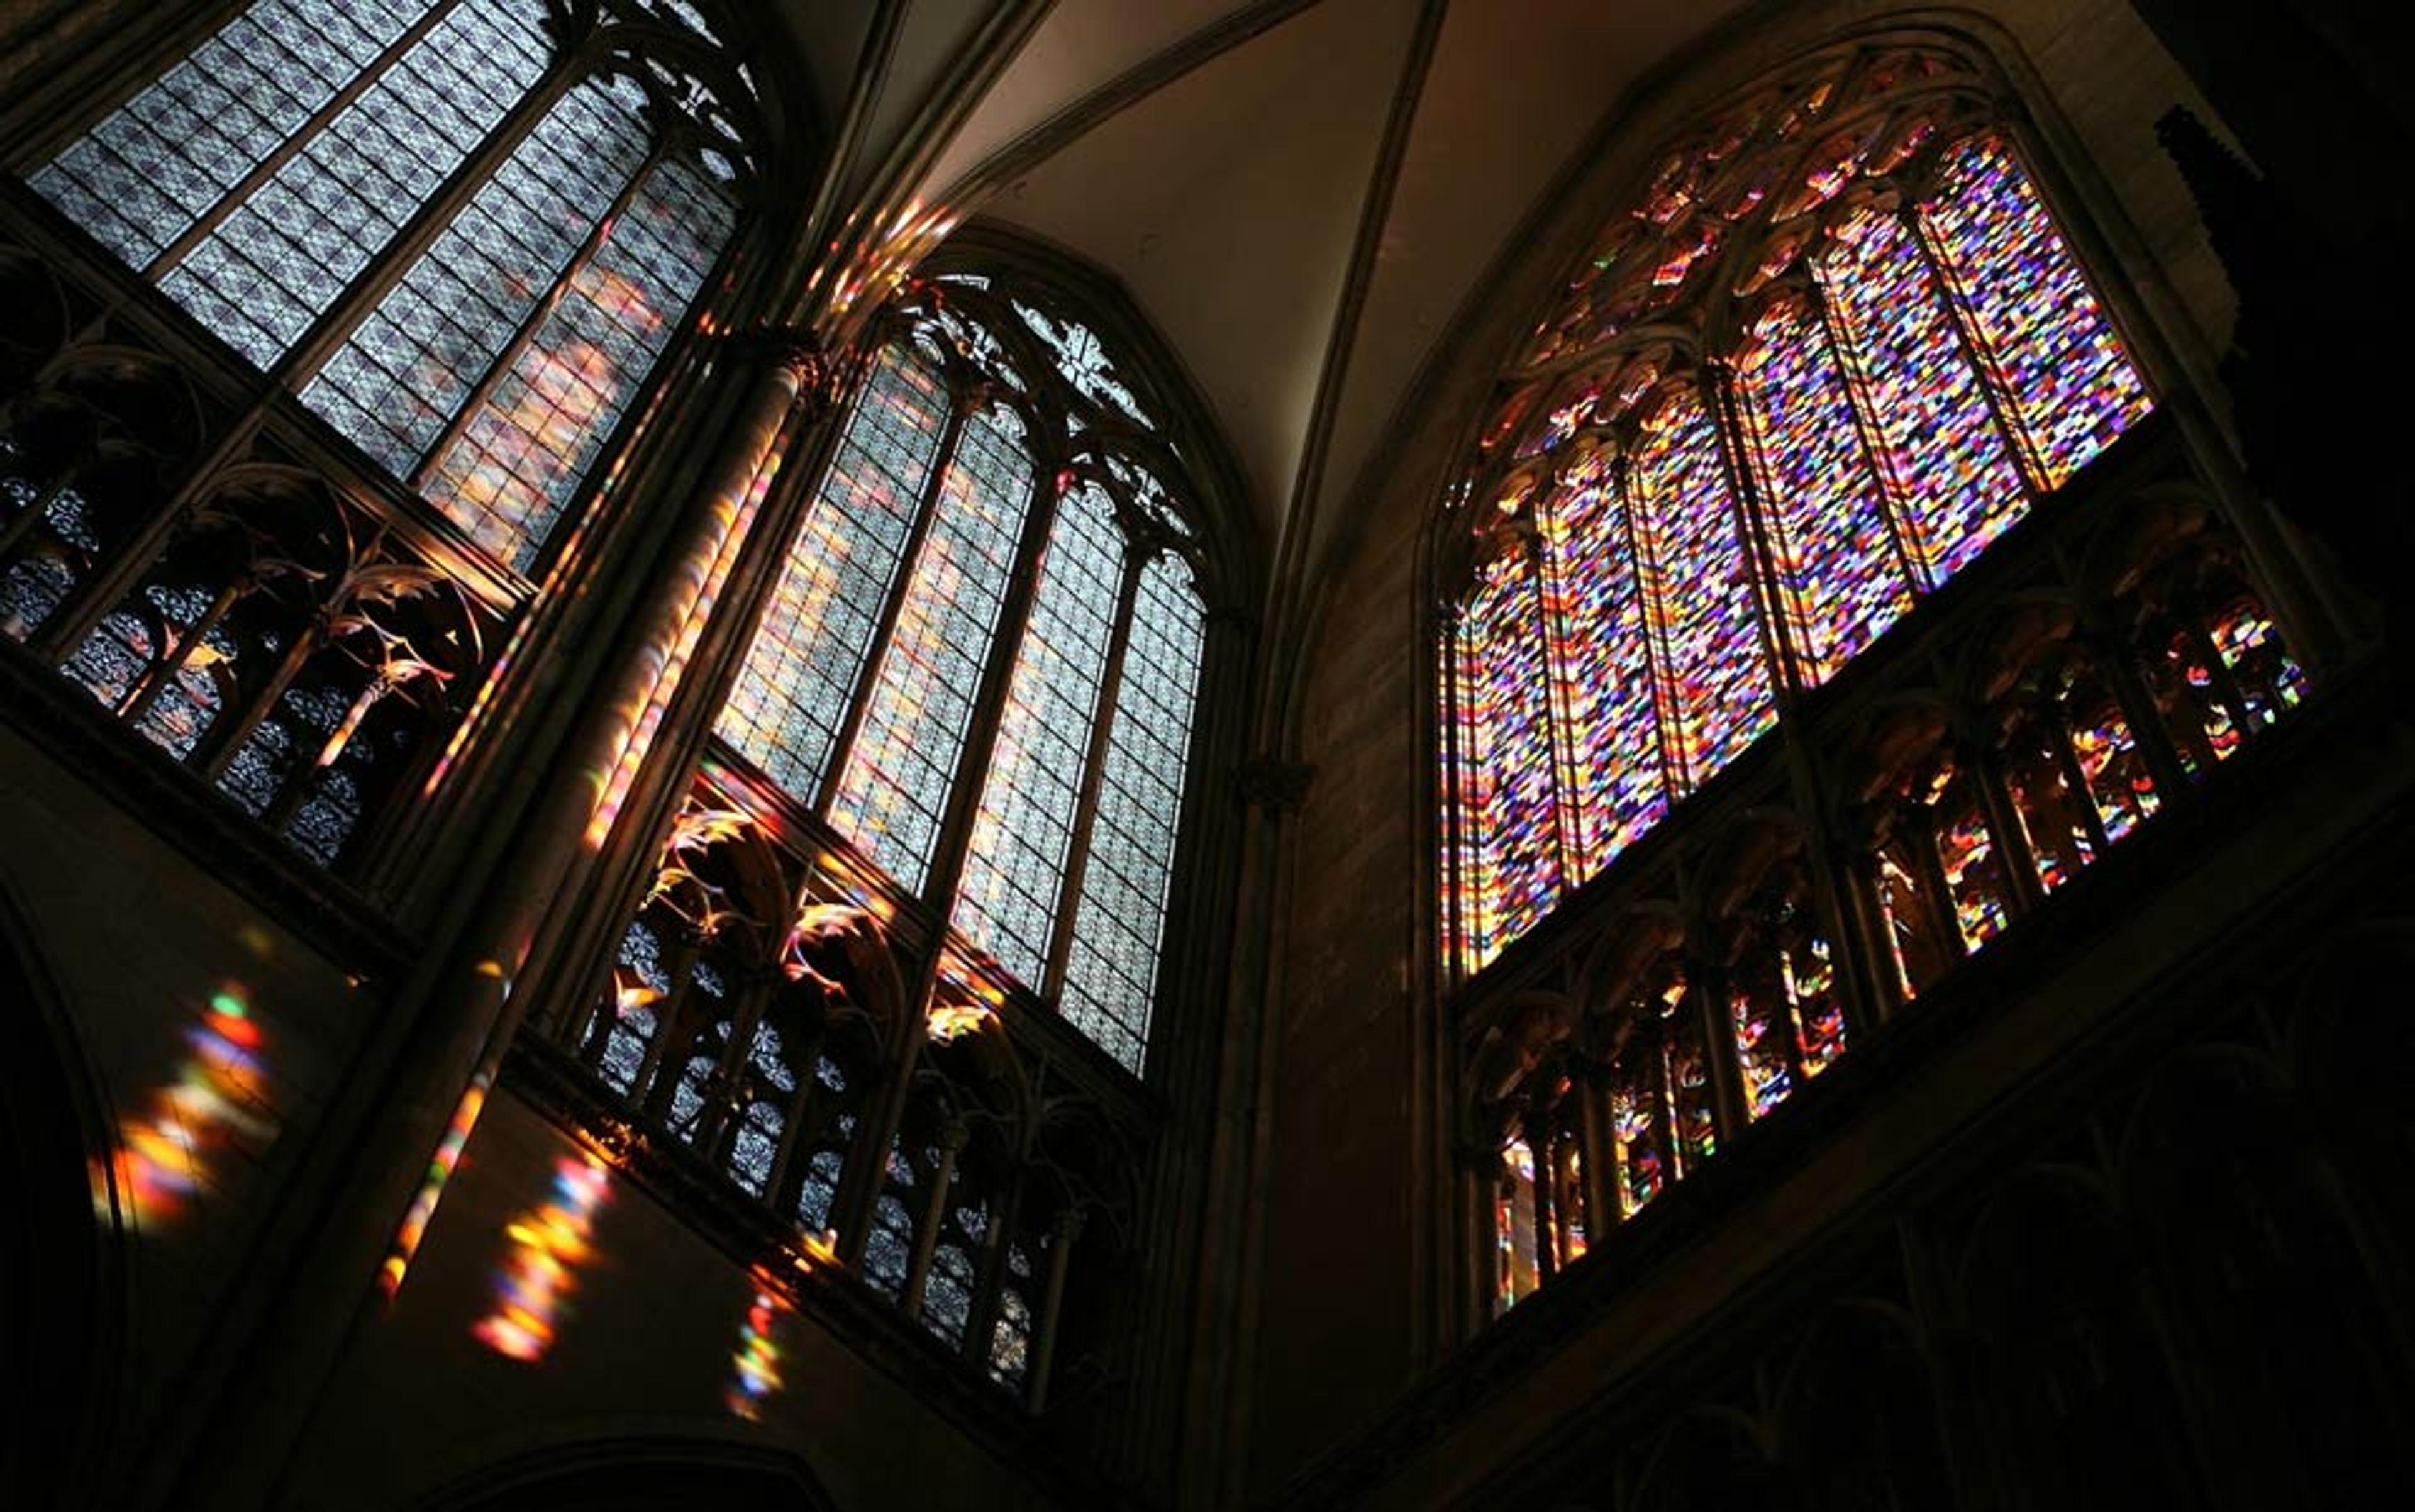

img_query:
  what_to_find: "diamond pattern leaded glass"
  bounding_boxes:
[156,0,551,369]
[299,77,652,485]
[420,152,736,567]
[716,346,950,799]
[1058,553,1205,1072]
[950,481,1124,986]
[32,0,438,268]
[826,406,1037,894]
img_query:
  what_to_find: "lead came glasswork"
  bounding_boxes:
[1816,206,2029,582]
[1456,553,1563,969]
[1918,131,2154,486]
[718,348,949,799]
[35,0,752,575]
[1541,451,1666,881]
[299,79,653,484]
[1060,553,1206,1072]
[1736,297,1915,684]
[157,0,552,370]
[1448,87,2178,996]
[32,0,440,267]
[421,153,736,566]
[952,482,1124,987]
[828,406,1036,894]
[1626,390,1777,785]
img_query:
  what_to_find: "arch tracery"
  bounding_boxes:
[1448,31,2309,1315]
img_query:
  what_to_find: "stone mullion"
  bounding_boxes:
[1806,274,1932,597]
[1688,950,1753,1142]
[1704,363,1811,699]
[265,37,592,393]
[961,1164,1026,1374]
[153,332,821,1510]
[913,430,1070,923]
[2042,698,2118,855]
[25,408,269,667]
[810,398,969,821]
[1,0,243,167]
[897,1118,969,1318]
[1966,735,2048,917]
[141,0,465,279]
[1026,1206,1086,1414]
[407,135,669,491]
[1901,200,2057,496]
[2089,627,2197,799]
[1038,543,1145,1001]
[1905,799,1971,965]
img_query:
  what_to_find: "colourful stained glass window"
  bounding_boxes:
[717,346,948,799]
[1626,389,1778,784]
[828,406,1036,894]
[1736,298,1915,684]
[952,482,1123,987]
[1935,774,2011,950]
[1455,553,1564,970]
[1060,553,1206,1072]
[1919,131,2154,486]
[1540,452,1667,881]
[1816,206,2029,583]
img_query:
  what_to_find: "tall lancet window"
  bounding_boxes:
[718,272,1223,1074]
[1441,43,2158,977]
[28,0,758,572]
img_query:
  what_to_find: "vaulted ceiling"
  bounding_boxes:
[771,0,1755,594]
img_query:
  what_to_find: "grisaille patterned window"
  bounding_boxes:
[718,273,1210,1074]
[29,0,758,572]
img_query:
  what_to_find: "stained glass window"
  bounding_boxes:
[30,0,756,573]
[1444,48,2160,982]
[717,277,1220,1076]
[1455,550,1565,969]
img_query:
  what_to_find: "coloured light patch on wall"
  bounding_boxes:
[1058,552,1206,1072]
[1626,389,1779,785]
[299,76,653,484]
[1540,450,1668,882]
[155,0,552,370]
[717,345,948,800]
[473,1152,611,1362]
[31,0,444,271]
[726,1286,788,1420]
[1454,552,1563,972]
[951,480,1123,988]
[1918,131,2154,486]
[420,152,736,569]
[1816,205,2029,582]
[102,987,279,1225]
[827,404,1036,894]
[1736,298,1915,684]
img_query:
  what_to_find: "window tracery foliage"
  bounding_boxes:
[1474,496,2307,1312]
[0,241,493,874]
[1442,43,2158,976]
[716,274,1214,1076]
[28,0,762,573]
[545,785,1138,1405]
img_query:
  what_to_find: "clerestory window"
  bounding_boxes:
[716,269,1215,1075]
[27,0,757,572]
[1441,49,2162,977]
